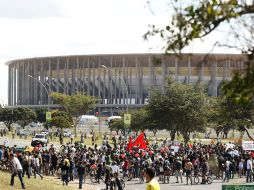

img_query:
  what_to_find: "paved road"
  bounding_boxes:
[66,176,248,190]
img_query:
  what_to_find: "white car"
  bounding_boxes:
[63,131,72,137]
[31,134,48,147]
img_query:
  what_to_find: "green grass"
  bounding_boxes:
[0,171,76,190]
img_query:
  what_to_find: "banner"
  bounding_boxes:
[46,112,52,122]
[124,114,131,125]
[242,141,254,150]
[170,146,179,152]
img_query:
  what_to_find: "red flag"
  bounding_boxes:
[127,136,133,150]
[133,132,145,147]
[139,140,147,149]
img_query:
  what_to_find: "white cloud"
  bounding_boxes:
[0,0,64,18]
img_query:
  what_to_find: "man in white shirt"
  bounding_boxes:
[111,162,119,174]
[246,157,253,183]
[10,153,25,189]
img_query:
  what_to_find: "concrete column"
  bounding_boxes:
[92,62,95,96]
[8,65,12,105]
[140,61,144,104]
[162,57,167,93]
[13,63,16,105]
[175,57,178,82]
[66,59,69,95]
[71,60,75,95]
[98,58,101,100]
[64,60,67,95]
[56,59,60,92]
[49,59,52,105]
[40,60,44,105]
[135,58,138,104]
[188,56,191,84]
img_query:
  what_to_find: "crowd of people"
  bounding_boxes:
[0,131,253,190]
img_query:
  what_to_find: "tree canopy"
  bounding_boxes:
[50,92,97,136]
[146,78,207,144]
[144,0,254,54]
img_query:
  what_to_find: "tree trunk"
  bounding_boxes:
[244,126,254,141]
[170,130,176,141]
[183,132,190,146]
[152,130,157,137]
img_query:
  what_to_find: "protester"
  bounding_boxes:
[145,167,160,190]
[10,153,25,189]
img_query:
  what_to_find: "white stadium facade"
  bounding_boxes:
[6,53,246,113]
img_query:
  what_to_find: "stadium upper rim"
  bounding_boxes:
[5,53,245,65]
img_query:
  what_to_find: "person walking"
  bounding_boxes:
[223,158,231,182]
[174,157,183,183]
[185,159,193,185]
[246,156,253,183]
[145,168,160,190]
[32,154,43,180]
[77,161,85,189]
[10,153,25,189]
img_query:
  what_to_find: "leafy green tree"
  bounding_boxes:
[35,109,47,123]
[14,108,37,128]
[144,0,254,54]
[108,118,124,135]
[50,92,97,137]
[146,78,207,145]
[0,108,15,131]
[144,0,254,140]
[51,111,73,131]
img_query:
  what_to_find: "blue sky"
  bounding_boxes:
[0,0,240,104]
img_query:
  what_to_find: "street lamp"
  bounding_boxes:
[27,75,50,110]
[101,65,129,112]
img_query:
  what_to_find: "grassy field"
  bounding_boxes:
[0,171,77,190]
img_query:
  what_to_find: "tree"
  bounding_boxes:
[144,0,254,140]
[35,109,47,123]
[146,78,207,145]
[50,92,97,137]
[0,108,14,131]
[51,111,73,130]
[144,0,254,54]
[108,118,124,135]
[14,108,37,128]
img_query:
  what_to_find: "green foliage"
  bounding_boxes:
[14,108,37,128]
[50,111,73,129]
[50,92,97,136]
[35,109,47,123]
[51,92,97,117]
[144,0,254,53]
[108,118,124,133]
[146,78,207,144]
[0,108,14,131]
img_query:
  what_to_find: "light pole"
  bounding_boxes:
[27,75,50,110]
[101,65,129,113]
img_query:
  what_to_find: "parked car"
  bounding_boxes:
[31,134,48,147]
[17,129,32,136]
[63,131,72,137]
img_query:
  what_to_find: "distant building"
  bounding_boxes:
[6,53,246,110]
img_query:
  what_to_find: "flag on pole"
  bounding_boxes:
[132,132,145,147]
[127,136,133,151]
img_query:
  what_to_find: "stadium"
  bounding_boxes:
[6,53,246,113]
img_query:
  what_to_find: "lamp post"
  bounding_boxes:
[101,65,129,113]
[27,75,50,110]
